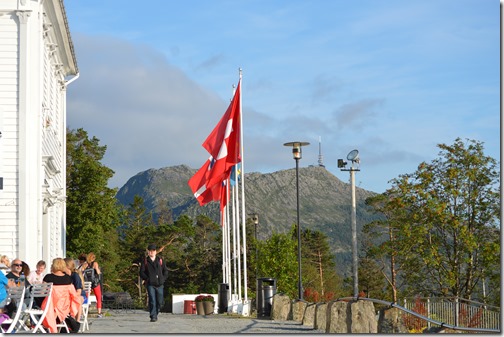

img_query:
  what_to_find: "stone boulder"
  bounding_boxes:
[314,302,327,331]
[291,300,308,322]
[326,300,349,333]
[271,293,291,320]
[302,302,316,327]
[349,300,377,333]
[378,307,409,333]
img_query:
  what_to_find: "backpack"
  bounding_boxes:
[83,262,100,288]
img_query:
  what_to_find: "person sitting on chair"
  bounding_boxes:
[64,258,87,304]
[0,256,10,275]
[5,259,31,288]
[5,259,31,308]
[41,258,82,333]
[0,271,9,310]
[27,260,46,285]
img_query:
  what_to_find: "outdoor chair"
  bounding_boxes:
[22,282,53,333]
[79,281,92,331]
[0,285,26,333]
[56,316,70,333]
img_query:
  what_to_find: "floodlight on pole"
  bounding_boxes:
[338,149,360,297]
[283,141,310,301]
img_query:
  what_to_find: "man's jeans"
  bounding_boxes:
[146,285,164,319]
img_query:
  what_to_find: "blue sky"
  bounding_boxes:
[63,0,500,193]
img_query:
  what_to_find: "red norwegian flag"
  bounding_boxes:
[187,157,222,206]
[202,81,241,190]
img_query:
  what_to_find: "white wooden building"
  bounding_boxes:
[0,0,78,267]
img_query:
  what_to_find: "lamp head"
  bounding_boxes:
[283,141,310,160]
[347,149,359,163]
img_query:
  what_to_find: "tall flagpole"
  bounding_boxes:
[238,69,249,311]
[222,203,226,283]
[235,175,242,302]
[225,180,231,286]
[226,182,232,291]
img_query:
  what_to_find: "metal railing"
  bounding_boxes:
[403,297,500,330]
[402,296,500,331]
[335,296,500,333]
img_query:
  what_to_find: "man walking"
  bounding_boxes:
[140,244,168,322]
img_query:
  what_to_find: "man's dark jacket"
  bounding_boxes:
[139,256,168,287]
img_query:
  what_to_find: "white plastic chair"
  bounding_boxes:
[56,316,70,333]
[79,281,92,331]
[22,282,53,333]
[0,285,26,333]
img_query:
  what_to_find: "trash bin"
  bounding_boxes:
[218,283,229,314]
[257,278,277,318]
[184,300,196,314]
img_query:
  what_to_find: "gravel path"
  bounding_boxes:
[85,310,324,334]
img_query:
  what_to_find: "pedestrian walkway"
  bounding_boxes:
[85,310,323,334]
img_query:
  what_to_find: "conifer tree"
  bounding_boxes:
[66,127,122,290]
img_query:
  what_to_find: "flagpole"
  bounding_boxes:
[231,176,238,303]
[226,182,232,295]
[238,69,249,312]
[235,177,242,302]
[222,204,226,283]
[225,180,231,286]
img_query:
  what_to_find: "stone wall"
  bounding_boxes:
[271,294,378,333]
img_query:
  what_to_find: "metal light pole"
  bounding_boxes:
[284,141,310,300]
[251,214,259,281]
[338,150,360,297]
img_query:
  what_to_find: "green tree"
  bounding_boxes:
[182,215,222,293]
[257,226,298,299]
[301,228,343,300]
[163,215,196,294]
[363,191,411,302]
[118,197,197,308]
[66,128,122,291]
[365,138,500,302]
[116,195,156,300]
[245,216,260,297]
[358,255,387,300]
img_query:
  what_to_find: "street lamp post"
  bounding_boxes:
[338,150,360,297]
[250,213,259,281]
[283,141,310,300]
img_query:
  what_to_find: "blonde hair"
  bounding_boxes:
[64,257,84,285]
[51,258,67,273]
[86,252,96,265]
[0,255,10,267]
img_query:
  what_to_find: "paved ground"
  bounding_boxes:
[84,310,324,334]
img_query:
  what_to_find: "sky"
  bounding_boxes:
[63,0,500,194]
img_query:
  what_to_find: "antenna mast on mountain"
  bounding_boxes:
[318,136,325,168]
